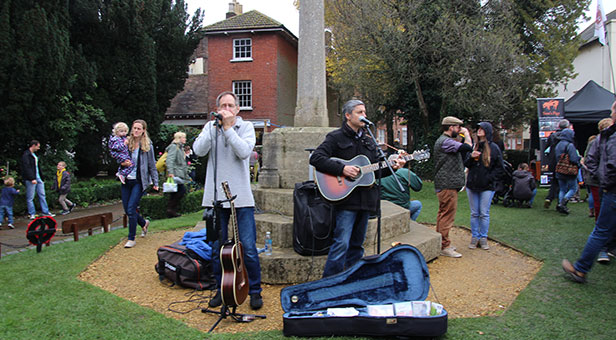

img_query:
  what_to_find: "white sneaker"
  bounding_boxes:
[8,224,15,229]
[29,215,36,220]
[479,238,490,250]
[124,240,136,248]
[43,213,56,217]
[440,246,462,258]
[141,219,150,238]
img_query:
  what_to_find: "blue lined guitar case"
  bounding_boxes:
[280,244,447,337]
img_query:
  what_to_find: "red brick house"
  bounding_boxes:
[164,8,298,132]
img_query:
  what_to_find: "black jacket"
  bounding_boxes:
[310,123,392,212]
[464,122,504,191]
[21,149,42,181]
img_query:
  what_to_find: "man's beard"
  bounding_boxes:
[450,131,458,138]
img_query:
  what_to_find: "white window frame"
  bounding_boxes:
[233,81,253,110]
[377,129,385,144]
[401,127,407,146]
[231,38,253,62]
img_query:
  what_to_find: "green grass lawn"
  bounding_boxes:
[1,184,615,339]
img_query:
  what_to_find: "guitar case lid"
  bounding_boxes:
[280,244,430,313]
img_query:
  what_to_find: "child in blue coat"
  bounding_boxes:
[0,177,20,229]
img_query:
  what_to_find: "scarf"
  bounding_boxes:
[57,168,65,188]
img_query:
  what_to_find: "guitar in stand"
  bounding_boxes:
[314,149,430,202]
[202,181,265,332]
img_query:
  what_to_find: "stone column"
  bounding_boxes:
[258,0,334,189]
[293,0,329,127]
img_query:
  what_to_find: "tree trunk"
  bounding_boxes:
[413,74,430,136]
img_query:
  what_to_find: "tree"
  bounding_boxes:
[0,0,104,176]
[326,0,526,150]
[0,0,204,177]
[325,0,588,154]
[69,0,204,176]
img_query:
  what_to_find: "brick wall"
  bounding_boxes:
[208,32,287,125]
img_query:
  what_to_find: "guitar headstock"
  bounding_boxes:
[221,181,233,200]
[389,149,431,163]
[410,149,430,162]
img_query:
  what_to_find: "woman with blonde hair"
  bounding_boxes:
[165,131,190,217]
[120,119,159,248]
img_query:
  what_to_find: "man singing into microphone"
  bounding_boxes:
[310,99,405,277]
[192,91,263,310]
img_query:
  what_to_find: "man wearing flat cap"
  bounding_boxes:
[433,116,473,257]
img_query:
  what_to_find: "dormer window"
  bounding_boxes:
[232,38,252,62]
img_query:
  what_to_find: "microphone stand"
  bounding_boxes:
[362,123,405,254]
[202,114,266,332]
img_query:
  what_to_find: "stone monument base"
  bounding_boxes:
[258,127,335,189]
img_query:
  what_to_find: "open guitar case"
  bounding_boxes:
[280,244,447,338]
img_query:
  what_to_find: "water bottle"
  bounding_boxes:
[265,231,272,255]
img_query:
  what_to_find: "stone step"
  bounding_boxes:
[259,221,442,284]
[254,200,411,248]
[254,188,295,216]
[254,213,293,248]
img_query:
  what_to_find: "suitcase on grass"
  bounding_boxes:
[280,244,447,338]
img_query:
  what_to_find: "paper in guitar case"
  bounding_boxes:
[280,244,447,338]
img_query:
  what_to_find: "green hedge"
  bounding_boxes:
[12,179,122,216]
[139,189,204,220]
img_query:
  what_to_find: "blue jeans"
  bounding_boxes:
[574,192,616,273]
[211,207,262,294]
[25,180,50,215]
[558,177,578,204]
[121,179,147,241]
[529,188,538,205]
[410,200,422,221]
[323,209,370,277]
[466,189,495,239]
[0,205,14,224]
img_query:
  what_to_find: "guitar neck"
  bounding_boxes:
[230,200,239,243]
[359,154,416,174]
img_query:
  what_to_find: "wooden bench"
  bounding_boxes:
[61,212,113,242]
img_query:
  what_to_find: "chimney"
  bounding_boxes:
[226,0,243,19]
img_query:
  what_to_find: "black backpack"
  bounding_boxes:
[155,242,215,290]
[292,181,334,256]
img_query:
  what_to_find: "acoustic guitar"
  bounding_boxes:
[314,149,430,202]
[219,181,250,307]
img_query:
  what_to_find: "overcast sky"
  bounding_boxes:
[579,0,616,32]
[184,0,615,38]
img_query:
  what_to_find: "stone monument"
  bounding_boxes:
[254,0,442,283]
[258,0,334,189]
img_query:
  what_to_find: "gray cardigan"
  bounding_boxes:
[193,117,255,208]
[131,143,159,190]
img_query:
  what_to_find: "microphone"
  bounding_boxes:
[211,112,222,120]
[359,116,374,126]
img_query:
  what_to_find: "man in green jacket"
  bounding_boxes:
[380,168,423,221]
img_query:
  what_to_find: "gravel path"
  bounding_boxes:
[79,225,541,334]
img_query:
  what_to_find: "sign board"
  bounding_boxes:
[537,98,565,186]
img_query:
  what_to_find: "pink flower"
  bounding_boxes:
[187,161,191,165]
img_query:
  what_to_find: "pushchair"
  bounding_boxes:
[492,160,513,205]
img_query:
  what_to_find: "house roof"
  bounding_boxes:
[579,9,616,47]
[204,10,297,41]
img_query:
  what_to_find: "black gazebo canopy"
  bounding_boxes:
[565,80,615,123]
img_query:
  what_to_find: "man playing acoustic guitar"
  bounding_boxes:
[193,91,263,310]
[310,99,406,277]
